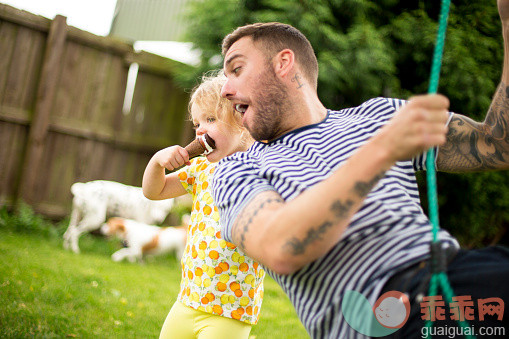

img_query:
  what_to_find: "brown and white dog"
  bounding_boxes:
[63,180,175,254]
[100,216,188,263]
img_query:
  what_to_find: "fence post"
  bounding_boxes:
[17,15,68,207]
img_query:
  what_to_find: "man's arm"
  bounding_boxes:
[437,1,509,172]
[225,96,449,275]
[437,84,509,172]
[231,168,386,275]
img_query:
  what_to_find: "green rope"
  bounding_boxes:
[424,1,475,338]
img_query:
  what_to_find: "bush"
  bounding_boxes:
[0,204,61,239]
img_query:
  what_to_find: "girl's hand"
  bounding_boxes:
[154,145,190,171]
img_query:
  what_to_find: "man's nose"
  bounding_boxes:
[221,79,234,98]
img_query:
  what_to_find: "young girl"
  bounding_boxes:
[142,72,265,339]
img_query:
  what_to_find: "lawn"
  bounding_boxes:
[0,206,309,338]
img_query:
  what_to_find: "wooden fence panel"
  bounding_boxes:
[0,122,26,205]
[0,4,193,218]
[125,69,190,149]
[0,8,48,208]
[18,14,68,208]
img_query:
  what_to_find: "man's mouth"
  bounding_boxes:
[235,104,248,114]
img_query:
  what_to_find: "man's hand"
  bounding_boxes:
[499,0,509,23]
[374,94,450,164]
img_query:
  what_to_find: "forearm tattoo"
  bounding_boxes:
[283,219,335,255]
[438,83,509,171]
[353,172,386,197]
[283,171,385,256]
[231,193,284,251]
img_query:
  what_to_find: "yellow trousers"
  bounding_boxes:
[159,301,253,339]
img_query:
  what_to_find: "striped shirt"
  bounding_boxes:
[212,97,459,338]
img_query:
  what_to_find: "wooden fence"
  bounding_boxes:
[0,4,194,218]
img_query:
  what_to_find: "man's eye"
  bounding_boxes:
[233,66,241,74]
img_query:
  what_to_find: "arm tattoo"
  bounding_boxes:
[438,83,509,171]
[353,171,386,197]
[231,193,284,251]
[284,220,334,255]
[283,171,385,256]
[331,199,355,219]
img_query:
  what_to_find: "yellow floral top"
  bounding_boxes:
[177,157,265,324]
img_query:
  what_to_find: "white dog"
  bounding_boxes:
[100,217,188,263]
[63,180,174,253]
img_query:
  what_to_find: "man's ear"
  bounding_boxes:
[273,49,295,78]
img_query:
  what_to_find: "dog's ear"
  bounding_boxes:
[108,218,126,233]
[117,223,126,233]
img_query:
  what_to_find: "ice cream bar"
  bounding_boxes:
[185,134,216,159]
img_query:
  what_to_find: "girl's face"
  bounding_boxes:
[190,103,248,163]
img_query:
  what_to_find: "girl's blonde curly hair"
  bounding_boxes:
[189,70,243,133]
[189,70,253,147]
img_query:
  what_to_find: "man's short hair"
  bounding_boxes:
[222,22,318,89]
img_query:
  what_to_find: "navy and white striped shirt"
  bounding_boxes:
[213,97,459,338]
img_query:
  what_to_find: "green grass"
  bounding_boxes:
[0,206,309,338]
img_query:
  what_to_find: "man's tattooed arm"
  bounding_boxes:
[229,169,386,272]
[230,191,284,251]
[437,83,509,172]
[282,171,386,256]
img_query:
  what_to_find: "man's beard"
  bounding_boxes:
[247,67,290,142]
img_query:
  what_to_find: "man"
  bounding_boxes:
[212,1,509,338]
